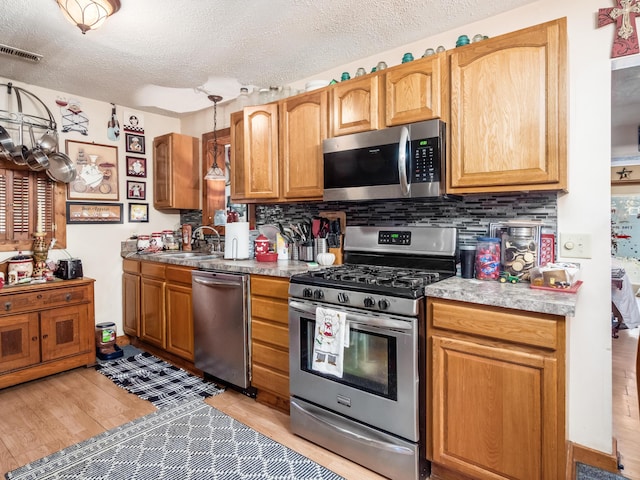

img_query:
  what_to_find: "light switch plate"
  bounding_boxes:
[559,233,591,259]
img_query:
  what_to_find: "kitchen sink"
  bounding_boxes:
[152,251,223,260]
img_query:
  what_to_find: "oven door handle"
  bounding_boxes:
[289,300,413,331]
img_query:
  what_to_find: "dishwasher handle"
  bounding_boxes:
[193,276,243,288]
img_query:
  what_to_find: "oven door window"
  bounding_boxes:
[299,315,397,400]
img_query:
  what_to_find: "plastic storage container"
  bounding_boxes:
[95,322,123,360]
[475,237,501,280]
[502,227,537,279]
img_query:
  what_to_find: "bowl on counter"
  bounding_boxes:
[256,252,278,262]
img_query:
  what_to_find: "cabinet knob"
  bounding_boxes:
[31,336,38,342]
[4,302,11,311]
[42,334,48,339]
[37,294,43,300]
[65,294,72,301]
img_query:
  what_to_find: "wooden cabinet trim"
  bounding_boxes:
[140,261,166,278]
[165,265,194,284]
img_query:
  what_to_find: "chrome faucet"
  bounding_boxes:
[192,225,222,252]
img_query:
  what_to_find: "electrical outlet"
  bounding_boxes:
[559,233,591,259]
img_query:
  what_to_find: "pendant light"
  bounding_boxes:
[56,0,121,34]
[204,95,226,181]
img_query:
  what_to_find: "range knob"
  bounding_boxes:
[337,292,349,304]
[303,288,313,298]
[363,297,376,308]
[378,299,390,310]
[313,289,324,300]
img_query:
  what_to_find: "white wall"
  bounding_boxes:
[183,0,613,454]
[0,76,181,333]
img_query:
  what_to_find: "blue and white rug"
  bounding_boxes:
[95,351,224,409]
[5,399,344,480]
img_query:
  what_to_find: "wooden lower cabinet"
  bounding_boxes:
[250,274,290,412]
[0,278,95,389]
[124,260,195,363]
[427,298,565,480]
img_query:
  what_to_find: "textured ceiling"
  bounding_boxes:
[2,0,542,116]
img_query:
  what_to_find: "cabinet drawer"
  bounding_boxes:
[251,275,289,298]
[1,286,89,315]
[141,262,166,278]
[166,265,194,284]
[251,318,289,349]
[252,342,289,374]
[251,363,289,398]
[428,298,560,350]
[251,296,288,325]
[123,258,140,274]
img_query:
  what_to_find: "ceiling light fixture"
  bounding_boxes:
[56,0,121,34]
[204,94,226,181]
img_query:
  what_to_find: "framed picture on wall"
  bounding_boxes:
[128,203,149,223]
[126,156,146,177]
[127,180,146,200]
[66,140,119,201]
[125,133,145,154]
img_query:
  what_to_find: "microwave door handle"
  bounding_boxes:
[398,126,410,196]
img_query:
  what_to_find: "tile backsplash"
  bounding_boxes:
[182,192,558,247]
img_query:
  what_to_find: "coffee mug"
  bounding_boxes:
[317,252,335,266]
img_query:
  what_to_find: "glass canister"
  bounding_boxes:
[475,237,501,280]
[162,230,179,250]
[151,232,163,251]
[137,234,150,252]
[502,227,537,279]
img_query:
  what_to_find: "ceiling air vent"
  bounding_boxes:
[0,44,43,63]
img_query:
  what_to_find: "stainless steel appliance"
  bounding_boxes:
[288,225,457,480]
[322,119,446,202]
[192,269,252,392]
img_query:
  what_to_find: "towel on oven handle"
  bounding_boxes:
[312,307,349,378]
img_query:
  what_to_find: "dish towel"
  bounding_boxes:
[312,307,349,378]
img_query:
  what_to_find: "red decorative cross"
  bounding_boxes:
[599,0,640,57]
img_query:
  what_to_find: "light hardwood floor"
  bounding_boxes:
[0,331,636,479]
[612,326,640,480]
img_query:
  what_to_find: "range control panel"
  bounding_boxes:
[378,231,412,246]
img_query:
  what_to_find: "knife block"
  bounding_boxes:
[328,235,344,265]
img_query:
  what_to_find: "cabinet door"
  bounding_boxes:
[330,75,382,136]
[166,281,194,361]
[0,313,40,373]
[279,90,327,201]
[122,271,140,337]
[40,304,91,362]
[243,104,279,200]
[430,334,558,480]
[140,277,166,348]
[385,54,444,126]
[230,110,247,202]
[153,133,173,209]
[448,18,567,194]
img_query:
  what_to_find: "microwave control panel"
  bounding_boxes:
[411,137,440,183]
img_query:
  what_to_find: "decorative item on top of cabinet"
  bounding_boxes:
[152,132,199,210]
[230,90,326,204]
[447,18,567,194]
[426,297,566,480]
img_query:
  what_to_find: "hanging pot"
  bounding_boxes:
[0,126,14,153]
[46,151,76,183]
[37,129,58,155]
[26,126,49,171]
[9,121,28,165]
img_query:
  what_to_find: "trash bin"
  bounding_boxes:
[95,322,123,360]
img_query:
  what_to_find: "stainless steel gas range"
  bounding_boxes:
[288,225,457,480]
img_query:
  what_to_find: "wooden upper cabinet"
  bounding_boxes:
[229,111,247,203]
[279,90,327,201]
[447,18,567,194]
[330,75,383,136]
[385,53,445,126]
[243,104,280,200]
[153,132,199,210]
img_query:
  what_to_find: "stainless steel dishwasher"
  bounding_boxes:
[192,269,252,393]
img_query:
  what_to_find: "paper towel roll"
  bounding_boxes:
[224,222,250,259]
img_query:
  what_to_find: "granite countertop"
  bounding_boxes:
[123,251,578,316]
[424,276,578,317]
[122,251,319,278]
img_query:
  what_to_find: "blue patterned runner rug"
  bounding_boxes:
[5,399,344,480]
[95,351,224,409]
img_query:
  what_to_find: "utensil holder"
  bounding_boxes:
[314,238,327,260]
[290,243,300,261]
[298,244,314,262]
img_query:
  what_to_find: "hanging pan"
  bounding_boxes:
[26,125,49,171]
[46,152,76,183]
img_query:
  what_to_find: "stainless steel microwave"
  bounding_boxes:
[322,119,445,202]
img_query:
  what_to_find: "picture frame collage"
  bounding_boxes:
[64,111,149,224]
